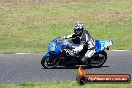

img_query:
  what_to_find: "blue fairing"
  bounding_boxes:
[44,37,67,56]
[43,52,50,57]
[48,37,61,53]
[44,37,113,56]
[44,51,59,59]
[95,40,113,52]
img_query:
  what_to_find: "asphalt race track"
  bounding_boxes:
[0,51,132,83]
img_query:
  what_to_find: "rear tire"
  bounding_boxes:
[41,56,59,69]
[89,51,107,67]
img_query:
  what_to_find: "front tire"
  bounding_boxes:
[89,51,107,67]
[41,56,59,69]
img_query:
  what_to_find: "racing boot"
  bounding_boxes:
[81,56,90,65]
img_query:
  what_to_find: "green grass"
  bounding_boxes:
[0,81,132,88]
[0,0,132,53]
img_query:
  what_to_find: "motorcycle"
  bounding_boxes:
[41,36,113,69]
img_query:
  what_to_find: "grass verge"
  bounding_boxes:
[0,0,132,53]
[0,81,132,88]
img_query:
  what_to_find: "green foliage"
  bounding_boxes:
[0,81,132,88]
[0,0,132,53]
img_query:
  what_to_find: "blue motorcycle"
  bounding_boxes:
[41,36,113,69]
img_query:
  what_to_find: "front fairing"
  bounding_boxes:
[43,52,50,57]
[48,37,60,52]
[48,43,56,51]
[48,37,68,54]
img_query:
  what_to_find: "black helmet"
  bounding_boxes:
[74,22,84,36]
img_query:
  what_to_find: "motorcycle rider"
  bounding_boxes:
[65,22,96,64]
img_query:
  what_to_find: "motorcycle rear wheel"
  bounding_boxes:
[41,56,59,69]
[89,51,107,67]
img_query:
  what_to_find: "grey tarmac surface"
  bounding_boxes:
[0,51,132,83]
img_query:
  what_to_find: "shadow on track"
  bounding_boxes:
[41,65,109,69]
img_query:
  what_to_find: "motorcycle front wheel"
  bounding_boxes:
[41,56,59,69]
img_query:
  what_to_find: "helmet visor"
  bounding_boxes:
[74,29,82,35]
